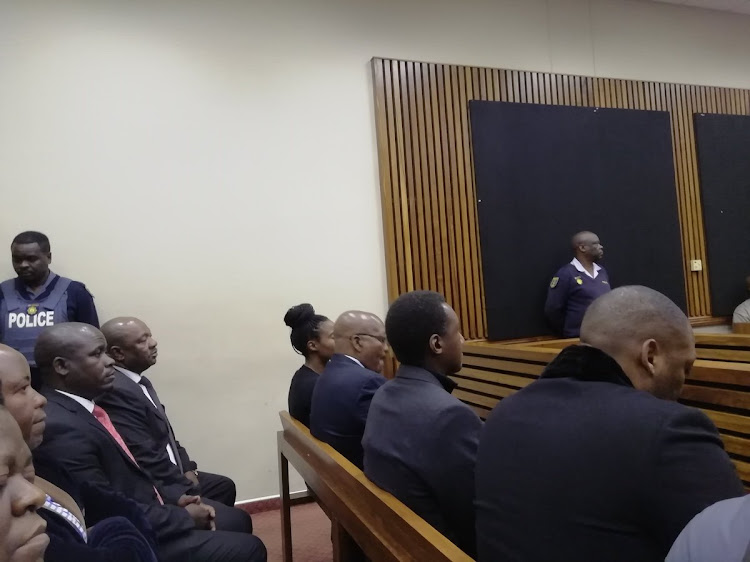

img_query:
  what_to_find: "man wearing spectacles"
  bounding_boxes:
[309,310,388,468]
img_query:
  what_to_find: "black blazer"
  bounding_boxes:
[475,345,746,562]
[34,389,195,542]
[362,365,482,556]
[309,354,386,468]
[288,365,319,427]
[96,370,197,503]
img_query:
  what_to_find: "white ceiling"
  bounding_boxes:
[648,0,750,15]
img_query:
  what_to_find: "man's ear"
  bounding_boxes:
[52,356,69,378]
[109,345,125,362]
[639,339,658,378]
[428,333,442,355]
[350,335,363,352]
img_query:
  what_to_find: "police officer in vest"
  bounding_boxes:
[0,231,99,388]
[544,231,611,338]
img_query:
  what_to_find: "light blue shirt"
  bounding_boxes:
[666,495,750,562]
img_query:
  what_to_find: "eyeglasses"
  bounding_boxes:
[353,333,388,344]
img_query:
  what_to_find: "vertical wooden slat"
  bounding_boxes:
[404,62,427,289]
[461,67,481,337]
[414,63,436,291]
[449,65,471,331]
[372,58,749,338]
[435,64,458,308]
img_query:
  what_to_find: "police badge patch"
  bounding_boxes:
[27,304,38,315]
[550,277,559,288]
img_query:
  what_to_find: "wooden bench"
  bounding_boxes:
[455,341,750,487]
[277,411,473,562]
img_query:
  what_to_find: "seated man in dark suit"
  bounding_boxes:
[32,323,266,562]
[476,286,745,562]
[0,343,158,561]
[363,291,482,556]
[99,317,243,519]
[309,310,387,468]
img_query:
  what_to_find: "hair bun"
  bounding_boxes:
[284,303,316,329]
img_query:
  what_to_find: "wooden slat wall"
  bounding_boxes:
[372,58,750,339]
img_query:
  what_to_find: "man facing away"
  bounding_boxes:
[362,291,482,557]
[545,230,611,337]
[309,310,388,468]
[31,323,266,562]
[0,231,99,389]
[477,286,744,562]
[98,317,242,515]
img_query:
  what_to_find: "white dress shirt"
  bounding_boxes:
[55,390,95,414]
[344,355,365,368]
[571,258,602,279]
[115,366,178,466]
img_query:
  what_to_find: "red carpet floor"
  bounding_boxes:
[252,502,333,562]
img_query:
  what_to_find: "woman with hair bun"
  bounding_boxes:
[284,303,334,427]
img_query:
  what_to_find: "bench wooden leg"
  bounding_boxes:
[278,433,293,562]
[332,517,366,562]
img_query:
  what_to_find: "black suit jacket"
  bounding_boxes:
[309,354,386,468]
[96,370,197,502]
[475,345,746,562]
[34,389,195,542]
[362,365,482,556]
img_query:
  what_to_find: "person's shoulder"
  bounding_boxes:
[65,279,94,297]
[552,263,577,279]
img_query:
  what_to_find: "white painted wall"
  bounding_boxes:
[1,0,749,499]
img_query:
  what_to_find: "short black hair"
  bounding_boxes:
[12,231,50,253]
[386,290,448,366]
[284,303,329,358]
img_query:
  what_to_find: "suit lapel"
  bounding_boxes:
[115,370,169,424]
[45,391,144,472]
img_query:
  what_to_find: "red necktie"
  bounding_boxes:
[92,405,164,505]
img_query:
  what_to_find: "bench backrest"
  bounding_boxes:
[504,334,750,364]
[693,333,750,363]
[454,341,750,487]
[278,411,473,562]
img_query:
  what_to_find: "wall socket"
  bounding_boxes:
[690,259,703,272]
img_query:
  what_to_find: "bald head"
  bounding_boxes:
[101,317,158,374]
[572,231,604,263]
[35,323,100,373]
[0,345,28,381]
[0,344,47,449]
[34,323,115,400]
[580,286,694,400]
[333,310,388,373]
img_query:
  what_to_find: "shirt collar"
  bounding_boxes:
[15,271,58,299]
[397,364,458,394]
[343,355,365,369]
[55,390,95,414]
[571,258,601,279]
[115,365,142,384]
